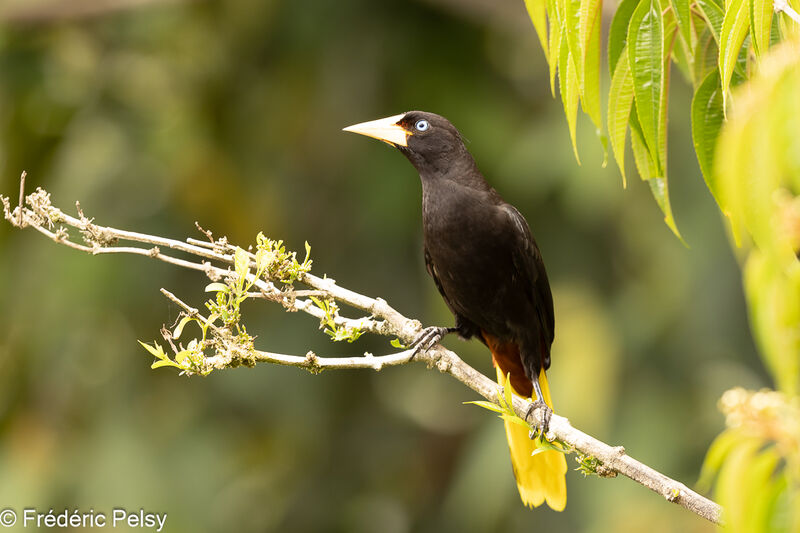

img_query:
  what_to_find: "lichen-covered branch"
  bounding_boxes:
[2,183,723,525]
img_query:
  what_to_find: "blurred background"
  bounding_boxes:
[0,0,767,531]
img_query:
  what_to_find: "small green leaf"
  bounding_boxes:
[564,0,583,82]
[151,359,181,370]
[629,106,659,179]
[698,430,748,490]
[719,0,750,111]
[749,0,773,58]
[500,413,532,428]
[608,48,635,187]
[390,338,407,349]
[693,27,718,84]
[671,0,693,50]
[671,28,694,83]
[559,37,582,163]
[464,400,506,414]
[205,282,229,293]
[173,315,194,340]
[255,248,273,272]
[204,312,219,328]
[234,247,249,278]
[628,0,664,174]
[533,433,568,453]
[503,372,514,409]
[648,177,684,241]
[691,69,724,190]
[547,0,562,95]
[715,438,763,528]
[657,18,677,176]
[139,340,166,359]
[579,0,604,132]
[525,0,550,62]
[174,350,191,363]
[696,0,724,43]
[608,0,641,76]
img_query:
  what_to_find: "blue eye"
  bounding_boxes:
[415,119,430,132]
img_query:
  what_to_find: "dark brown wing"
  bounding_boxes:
[501,204,555,367]
[424,246,447,302]
[423,245,481,340]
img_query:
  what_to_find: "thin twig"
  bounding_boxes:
[774,0,800,22]
[1,186,723,525]
[17,171,26,227]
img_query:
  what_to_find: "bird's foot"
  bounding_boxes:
[409,326,457,357]
[525,399,553,439]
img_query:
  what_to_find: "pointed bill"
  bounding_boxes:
[343,113,409,147]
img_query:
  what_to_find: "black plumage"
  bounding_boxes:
[346,111,554,400]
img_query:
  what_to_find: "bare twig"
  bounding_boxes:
[17,171,26,227]
[774,0,800,23]
[2,186,723,525]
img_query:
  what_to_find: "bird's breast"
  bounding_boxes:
[421,184,519,327]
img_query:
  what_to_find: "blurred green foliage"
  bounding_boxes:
[698,37,800,533]
[0,0,766,531]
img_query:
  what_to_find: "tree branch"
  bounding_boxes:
[0,0,195,25]
[1,184,723,525]
[774,0,800,23]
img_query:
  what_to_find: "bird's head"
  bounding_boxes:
[343,111,472,177]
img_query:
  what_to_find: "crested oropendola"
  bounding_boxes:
[344,111,567,510]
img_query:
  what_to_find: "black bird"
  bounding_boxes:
[344,111,567,510]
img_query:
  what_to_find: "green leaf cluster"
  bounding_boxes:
[699,38,800,533]
[256,233,312,286]
[139,234,316,375]
[309,296,364,343]
[138,312,221,375]
[205,247,260,329]
[525,0,800,239]
[525,0,605,164]
[575,452,604,477]
[138,234,371,374]
[712,38,800,395]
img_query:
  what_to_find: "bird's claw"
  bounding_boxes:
[525,399,552,439]
[410,326,454,357]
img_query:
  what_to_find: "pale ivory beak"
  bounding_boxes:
[342,113,409,147]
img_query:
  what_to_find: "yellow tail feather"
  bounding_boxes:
[497,367,567,511]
